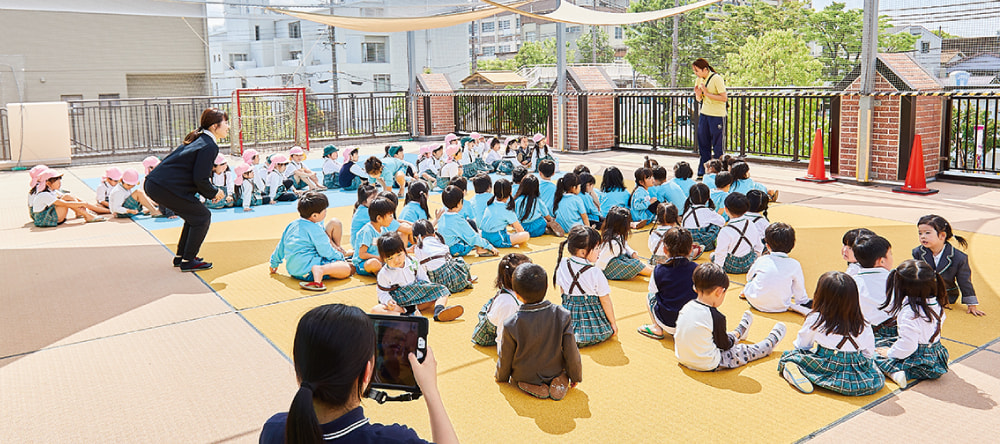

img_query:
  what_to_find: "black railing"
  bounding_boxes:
[615,92,698,150]
[308,92,409,142]
[946,95,999,174]
[454,92,551,136]
[0,108,9,161]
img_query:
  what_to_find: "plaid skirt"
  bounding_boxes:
[474,158,490,173]
[436,176,452,191]
[471,298,498,346]
[32,206,59,228]
[390,281,449,307]
[873,321,899,347]
[427,258,473,294]
[323,173,340,189]
[875,342,950,381]
[723,251,758,274]
[562,293,613,347]
[649,254,669,266]
[341,176,362,191]
[234,194,262,208]
[205,190,231,210]
[603,254,645,280]
[689,225,721,251]
[779,346,885,396]
[496,160,514,175]
[461,163,479,178]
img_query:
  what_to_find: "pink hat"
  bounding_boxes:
[343,147,358,162]
[234,163,252,186]
[289,146,305,156]
[268,154,288,173]
[29,165,49,188]
[504,136,517,146]
[35,168,61,192]
[122,169,140,186]
[214,154,227,165]
[470,132,482,140]
[242,148,259,164]
[486,137,496,148]
[419,144,433,156]
[104,167,123,181]
[444,133,458,145]
[446,144,461,159]
[142,156,159,175]
[532,133,545,143]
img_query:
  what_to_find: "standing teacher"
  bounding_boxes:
[145,108,228,272]
[692,58,727,179]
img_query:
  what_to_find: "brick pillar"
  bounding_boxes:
[415,73,454,138]
[553,67,616,152]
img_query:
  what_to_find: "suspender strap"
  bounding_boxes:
[419,254,449,265]
[683,206,703,226]
[565,261,593,295]
[930,316,942,343]
[653,230,667,256]
[836,335,859,351]
[727,220,751,254]
[377,284,399,292]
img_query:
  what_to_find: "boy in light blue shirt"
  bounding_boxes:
[438,185,498,257]
[710,171,734,222]
[472,173,493,228]
[651,166,686,210]
[538,159,557,208]
[270,192,353,291]
[351,197,397,277]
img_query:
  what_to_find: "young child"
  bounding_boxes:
[516,135,533,169]
[597,167,629,219]
[285,146,324,191]
[481,179,530,249]
[412,219,475,294]
[438,145,461,191]
[709,171,733,220]
[742,222,811,315]
[30,168,108,226]
[351,197,396,277]
[553,172,589,233]
[510,175,561,238]
[913,214,984,316]
[379,145,414,197]
[651,166,687,211]
[555,225,617,347]
[376,191,413,245]
[109,169,163,218]
[417,144,443,187]
[537,159,557,208]
[458,137,479,178]
[497,263,582,400]
[399,180,432,224]
[596,206,653,280]
[233,163,264,212]
[338,147,367,191]
[349,184,379,251]
[670,161,697,201]
[531,133,557,172]
[265,154,299,202]
[674,263,786,371]
[321,144,342,189]
[702,158,724,190]
[852,234,896,340]
[207,154,235,209]
[778,271,884,395]
[511,165,527,195]
[437,185,498,257]
[875,259,951,389]
[578,172,602,228]
[96,167,122,208]
[638,227,699,339]
[269,192,353,291]
[483,137,503,172]
[497,136,519,175]
[448,176,478,228]
[712,192,765,274]
[648,203,693,264]
[745,189,770,235]
[842,228,876,276]
[472,173,493,227]
[730,161,778,202]
[682,183,725,251]
[141,156,174,218]
[629,167,657,225]
[472,253,530,348]
[370,232,464,322]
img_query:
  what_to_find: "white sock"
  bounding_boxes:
[767,322,787,346]
[734,310,754,342]
[891,371,908,389]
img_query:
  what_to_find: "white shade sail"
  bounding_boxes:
[269,2,529,32]
[481,0,722,26]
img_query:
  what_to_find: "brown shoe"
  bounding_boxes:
[546,219,565,237]
[517,381,550,399]
[433,305,464,322]
[549,372,570,401]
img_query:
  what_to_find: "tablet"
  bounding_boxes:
[369,314,428,394]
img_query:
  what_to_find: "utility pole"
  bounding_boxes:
[856,0,879,184]
[669,0,679,87]
[329,0,340,136]
[591,25,598,64]
[557,19,566,151]
[471,19,478,73]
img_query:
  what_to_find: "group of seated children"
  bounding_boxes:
[412,132,559,192]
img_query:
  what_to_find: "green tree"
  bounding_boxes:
[476,58,518,71]
[576,27,614,63]
[727,30,823,87]
[515,38,572,67]
[711,1,811,71]
[624,0,713,87]
[878,16,920,53]
[807,2,863,81]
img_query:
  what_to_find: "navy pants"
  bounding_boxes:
[697,114,726,176]
[145,180,212,262]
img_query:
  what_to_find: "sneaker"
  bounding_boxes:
[179,259,213,272]
[891,371,908,389]
[688,244,705,261]
[782,363,814,394]
[770,322,787,342]
[299,281,327,291]
[737,310,753,342]
[549,373,570,401]
[174,256,203,267]
[517,381,550,399]
[433,305,464,322]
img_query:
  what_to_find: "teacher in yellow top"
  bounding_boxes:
[692,58,727,178]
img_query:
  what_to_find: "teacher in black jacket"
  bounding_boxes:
[145,108,228,272]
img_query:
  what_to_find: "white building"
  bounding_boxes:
[210,0,471,96]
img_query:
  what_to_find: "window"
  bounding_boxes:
[499,20,510,30]
[499,44,511,53]
[281,74,293,86]
[254,25,260,41]
[241,78,248,88]
[290,50,302,60]
[921,41,930,53]
[98,93,120,107]
[229,53,248,67]
[373,74,391,92]
[483,46,495,56]
[615,27,623,39]
[288,21,301,39]
[515,16,520,28]
[362,37,388,63]
[567,26,581,33]
[525,31,537,41]
[481,21,495,33]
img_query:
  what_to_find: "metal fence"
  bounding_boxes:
[946,95,999,175]
[308,92,409,142]
[0,107,9,161]
[616,92,699,150]
[454,92,551,137]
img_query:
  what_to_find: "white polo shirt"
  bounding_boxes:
[743,252,809,312]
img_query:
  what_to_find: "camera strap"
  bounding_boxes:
[368,389,422,404]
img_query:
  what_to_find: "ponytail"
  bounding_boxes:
[183,108,228,145]
[286,383,323,443]
[554,239,568,287]
[918,214,968,249]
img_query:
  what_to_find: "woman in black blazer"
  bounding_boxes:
[144,108,228,272]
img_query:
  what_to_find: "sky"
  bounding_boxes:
[811,0,1000,38]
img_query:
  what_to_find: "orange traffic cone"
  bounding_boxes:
[893,134,938,195]
[796,128,835,183]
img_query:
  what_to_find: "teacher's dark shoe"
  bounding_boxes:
[179,259,213,272]
[174,256,203,267]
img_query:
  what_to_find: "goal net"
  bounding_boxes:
[231,87,309,156]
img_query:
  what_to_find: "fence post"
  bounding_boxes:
[793,96,801,162]
[653,99,660,150]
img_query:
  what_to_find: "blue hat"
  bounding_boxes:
[323,145,339,157]
[386,145,403,157]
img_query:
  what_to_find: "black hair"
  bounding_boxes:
[553,172,579,213]
[538,159,556,178]
[654,202,680,227]
[628,167,653,208]
[852,234,892,269]
[721,154,741,170]
[441,185,464,210]
[730,161,750,181]
[746,189,769,217]
[404,180,430,219]
[490,138,501,150]
[600,167,626,193]
[651,166,668,182]
[917,214,968,249]
[663,227,694,265]
[511,166,528,185]
[378,191,399,217]
[704,158,723,174]
[572,164,591,176]
[364,156,383,175]
[184,108,229,145]
[643,156,659,169]
[764,222,795,254]
[577,172,596,193]
[412,219,445,249]
[601,206,632,252]
[489,178,513,206]
[297,191,329,219]
[513,263,548,304]
[376,231,406,262]
[505,137,518,155]
[843,228,876,247]
[509,174,540,221]
[810,271,866,337]
[714,171,734,189]
[472,173,493,194]
[354,183,377,210]
[692,263,730,292]
[673,161,694,180]
[880,259,949,317]
[554,225,601,286]
[533,139,550,160]
[684,182,715,213]
[449,176,468,192]
[496,253,531,291]
[285,304,374,444]
[724,192,749,217]
[368,197,395,223]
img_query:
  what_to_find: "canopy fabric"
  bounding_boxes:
[481,0,722,26]
[269,2,529,32]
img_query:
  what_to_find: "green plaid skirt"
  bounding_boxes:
[873,321,899,348]
[603,254,645,280]
[471,297,498,346]
[723,251,758,274]
[562,293,613,347]
[461,163,479,178]
[436,176,452,191]
[427,258,473,294]
[875,342,950,381]
[496,160,514,175]
[234,194,262,208]
[205,190,231,210]
[779,346,885,396]
[689,225,721,251]
[32,206,59,228]
[323,173,340,189]
[474,158,490,173]
[341,176,362,192]
[390,281,449,307]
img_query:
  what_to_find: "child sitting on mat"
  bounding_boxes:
[30,168,108,226]
[553,172,589,233]
[651,165,686,211]
[852,234,896,340]
[371,232,464,322]
[639,227,699,340]
[598,166,630,219]
[730,161,778,202]
[437,186,498,258]
[745,189,770,236]
[556,225,617,347]
[337,147,367,191]
[264,154,299,202]
[96,167,122,208]
[629,167,657,226]
[399,180,432,224]
[578,172,602,228]
[413,219,475,294]
[286,146,325,191]
[913,214,984,316]
[472,253,530,349]
[416,144,443,187]
[351,197,396,277]
[596,206,653,280]
[537,160,557,208]
[207,154,235,209]
[682,183,725,251]
[712,193,764,274]
[110,169,162,218]
[321,145,341,189]
[742,222,811,315]
[233,163,265,212]
[497,262,582,400]
[447,176,479,230]
[649,203,703,264]
[709,171,733,221]
[269,192,353,291]
[480,179,530,249]
[510,175,561,238]
[669,161,697,202]
[472,173,493,228]
[349,184,379,251]
[842,228,876,276]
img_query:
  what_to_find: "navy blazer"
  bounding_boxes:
[145,133,219,202]
[912,243,977,305]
